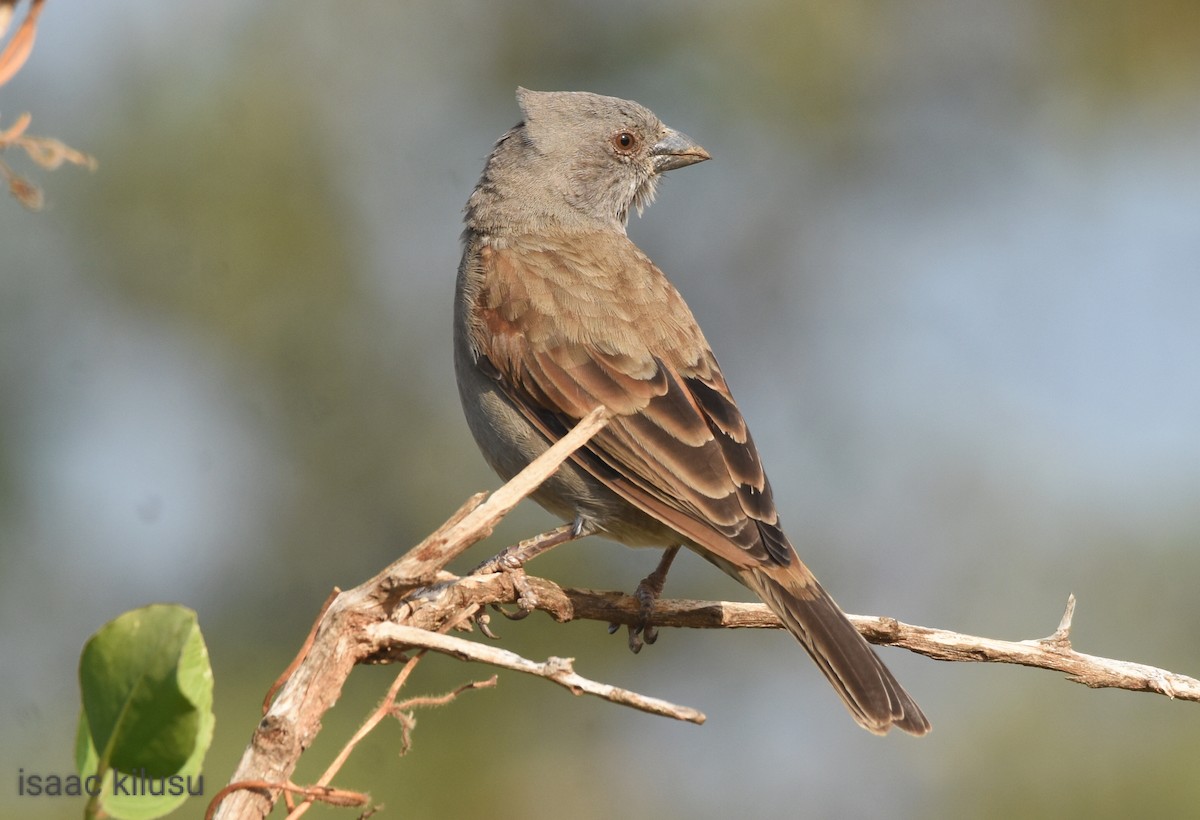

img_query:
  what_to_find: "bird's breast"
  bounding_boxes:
[471,233,711,377]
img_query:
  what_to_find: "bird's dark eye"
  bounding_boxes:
[612,131,639,153]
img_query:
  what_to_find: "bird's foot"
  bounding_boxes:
[471,518,594,634]
[471,518,591,575]
[469,564,536,638]
[471,547,520,576]
[609,546,680,654]
[472,560,538,630]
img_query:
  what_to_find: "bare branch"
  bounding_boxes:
[848,595,1200,701]
[212,409,613,820]
[520,584,1200,702]
[369,623,706,724]
[281,656,423,820]
[436,573,1200,702]
[214,401,1198,817]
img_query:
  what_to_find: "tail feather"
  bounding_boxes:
[742,566,930,736]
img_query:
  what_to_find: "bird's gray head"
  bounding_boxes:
[465,88,710,236]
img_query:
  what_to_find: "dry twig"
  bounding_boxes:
[369,623,707,723]
[210,408,614,820]
[212,402,1199,819]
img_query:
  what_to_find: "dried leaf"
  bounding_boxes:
[0,0,44,87]
[6,169,43,210]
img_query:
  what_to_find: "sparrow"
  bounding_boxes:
[454,88,929,736]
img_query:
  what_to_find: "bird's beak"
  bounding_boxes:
[651,128,711,173]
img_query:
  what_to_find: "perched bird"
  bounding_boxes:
[454,88,929,736]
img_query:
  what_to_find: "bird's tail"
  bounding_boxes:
[740,564,930,736]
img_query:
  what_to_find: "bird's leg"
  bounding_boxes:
[472,517,592,574]
[612,545,681,654]
[472,517,593,626]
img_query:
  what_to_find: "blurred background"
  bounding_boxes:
[2,1,1198,817]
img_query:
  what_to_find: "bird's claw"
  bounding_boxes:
[610,570,666,653]
[493,603,531,621]
[470,550,524,576]
[634,582,661,644]
[472,544,540,618]
[606,621,650,653]
[510,566,538,613]
[475,610,501,639]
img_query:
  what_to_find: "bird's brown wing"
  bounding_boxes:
[469,239,930,736]
[470,241,792,571]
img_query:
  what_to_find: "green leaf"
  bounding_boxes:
[77,604,215,820]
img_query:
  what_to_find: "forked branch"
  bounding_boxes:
[212,405,1198,818]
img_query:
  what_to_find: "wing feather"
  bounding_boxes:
[469,241,794,570]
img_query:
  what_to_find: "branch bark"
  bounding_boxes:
[212,407,613,820]
[529,585,1200,701]
[212,403,1199,818]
